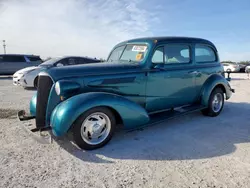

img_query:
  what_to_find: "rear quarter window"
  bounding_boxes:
[195,44,217,63]
[81,58,100,64]
[27,56,41,61]
[58,58,77,66]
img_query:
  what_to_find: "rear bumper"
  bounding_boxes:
[226,83,235,100]
[17,110,52,144]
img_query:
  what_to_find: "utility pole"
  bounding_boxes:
[3,40,6,54]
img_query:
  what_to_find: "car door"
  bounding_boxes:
[145,43,197,113]
[193,44,220,98]
[0,55,5,74]
[0,55,13,74]
[4,55,27,74]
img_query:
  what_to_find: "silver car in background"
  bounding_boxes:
[222,62,240,72]
[0,54,42,75]
[13,56,102,88]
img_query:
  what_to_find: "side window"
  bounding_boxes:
[27,56,41,62]
[78,58,86,64]
[165,44,190,64]
[152,47,164,64]
[68,58,77,65]
[56,58,77,66]
[195,44,216,63]
[82,58,98,64]
[2,55,25,62]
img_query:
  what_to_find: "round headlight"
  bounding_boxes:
[55,82,60,95]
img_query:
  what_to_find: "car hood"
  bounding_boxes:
[46,61,142,81]
[14,66,40,75]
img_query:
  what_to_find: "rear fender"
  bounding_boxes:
[200,74,233,107]
[50,92,149,136]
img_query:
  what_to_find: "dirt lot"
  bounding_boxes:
[0,74,250,188]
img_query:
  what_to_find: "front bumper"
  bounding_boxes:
[13,76,22,85]
[17,110,52,144]
[19,77,28,87]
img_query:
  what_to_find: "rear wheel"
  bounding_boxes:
[226,68,232,72]
[72,107,116,150]
[201,88,224,117]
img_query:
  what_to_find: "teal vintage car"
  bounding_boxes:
[18,36,235,150]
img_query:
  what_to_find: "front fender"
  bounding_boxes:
[200,74,233,107]
[29,92,37,116]
[50,92,150,136]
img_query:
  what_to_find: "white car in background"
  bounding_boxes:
[13,56,101,88]
[222,62,240,72]
[245,65,250,73]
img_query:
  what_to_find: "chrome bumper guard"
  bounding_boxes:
[18,110,35,121]
[17,110,52,144]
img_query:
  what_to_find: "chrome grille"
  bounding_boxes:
[35,75,53,128]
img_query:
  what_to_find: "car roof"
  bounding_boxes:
[0,54,40,57]
[117,36,217,50]
[55,56,100,61]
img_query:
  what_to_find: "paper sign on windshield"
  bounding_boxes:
[132,45,147,52]
[136,53,143,61]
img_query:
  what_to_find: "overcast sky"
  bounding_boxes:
[0,0,250,61]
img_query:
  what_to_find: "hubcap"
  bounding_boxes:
[80,112,111,145]
[212,93,223,113]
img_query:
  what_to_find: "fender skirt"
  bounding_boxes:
[50,92,150,136]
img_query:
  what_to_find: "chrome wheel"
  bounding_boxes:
[80,112,111,145]
[212,93,223,113]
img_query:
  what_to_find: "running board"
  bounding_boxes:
[128,104,206,131]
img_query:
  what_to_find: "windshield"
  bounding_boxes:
[107,44,148,63]
[38,57,62,67]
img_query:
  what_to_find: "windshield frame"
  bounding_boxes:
[107,43,149,63]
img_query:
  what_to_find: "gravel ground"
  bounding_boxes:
[0,74,250,188]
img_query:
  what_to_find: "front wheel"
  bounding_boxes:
[201,88,224,117]
[34,77,38,88]
[72,107,116,150]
